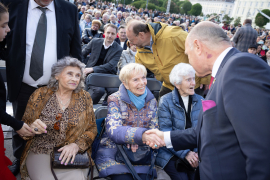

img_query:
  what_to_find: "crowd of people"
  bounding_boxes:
[0,0,270,180]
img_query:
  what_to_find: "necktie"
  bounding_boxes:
[30,7,47,81]
[209,76,214,89]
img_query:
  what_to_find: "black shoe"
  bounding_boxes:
[8,158,20,176]
[102,100,108,106]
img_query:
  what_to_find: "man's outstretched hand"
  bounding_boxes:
[142,129,166,149]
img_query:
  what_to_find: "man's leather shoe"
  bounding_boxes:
[8,158,20,176]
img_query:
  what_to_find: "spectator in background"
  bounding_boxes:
[78,6,86,20]
[81,20,103,45]
[93,10,102,20]
[248,44,257,55]
[117,11,125,25]
[125,16,133,24]
[117,3,125,12]
[82,24,123,105]
[256,44,262,58]
[265,50,270,66]
[110,14,119,27]
[115,25,128,50]
[99,13,110,33]
[154,17,160,22]
[79,14,92,32]
[143,8,149,17]
[230,24,235,34]
[233,19,257,52]
[117,41,137,72]
[173,20,180,26]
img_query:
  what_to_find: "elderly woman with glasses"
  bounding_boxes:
[19,57,97,180]
[95,63,163,180]
[80,14,92,32]
[156,63,203,180]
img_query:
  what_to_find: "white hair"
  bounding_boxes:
[103,13,110,19]
[117,11,122,15]
[169,63,196,85]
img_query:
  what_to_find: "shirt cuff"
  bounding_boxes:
[164,131,173,148]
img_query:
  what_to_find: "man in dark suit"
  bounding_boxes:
[144,21,270,180]
[1,0,81,175]
[82,24,122,105]
[114,25,128,50]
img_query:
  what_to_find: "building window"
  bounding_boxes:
[250,2,252,6]
[255,2,258,6]
[268,2,270,7]
[237,7,240,15]
[261,2,263,7]
[242,8,245,14]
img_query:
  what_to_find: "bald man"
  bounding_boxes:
[145,21,270,180]
[126,20,210,99]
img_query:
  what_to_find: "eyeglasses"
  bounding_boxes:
[54,113,62,131]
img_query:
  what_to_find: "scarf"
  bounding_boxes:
[127,89,147,111]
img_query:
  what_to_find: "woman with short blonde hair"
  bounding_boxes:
[95,63,160,180]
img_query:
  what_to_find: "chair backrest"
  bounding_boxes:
[95,106,108,119]
[86,73,162,91]
[86,73,121,88]
[0,67,6,82]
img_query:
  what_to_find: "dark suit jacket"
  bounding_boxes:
[0,73,23,130]
[1,0,82,102]
[82,38,123,74]
[114,38,128,50]
[170,48,270,180]
[81,29,103,44]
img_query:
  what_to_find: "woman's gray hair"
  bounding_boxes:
[169,63,196,85]
[47,57,86,93]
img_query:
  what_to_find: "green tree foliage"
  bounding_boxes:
[188,3,202,16]
[161,0,180,13]
[181,1,192,15]
[255,9,270,27]
[222,14,234,24]
[141,2,156,10]
[234,17,241,27]
[132,1,144,9]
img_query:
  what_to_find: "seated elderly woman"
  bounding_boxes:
[95,63,163,180]
[81,20,103,45]
[19,57,97,180]
[156,63,203,180]
[117,41,137,73]
[80,14,92,33]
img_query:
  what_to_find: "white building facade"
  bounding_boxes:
[190,0,235,17]
[231,0,270,26]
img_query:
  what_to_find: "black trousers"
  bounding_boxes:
[87,85,118,104]
[12,83,37,159]
[158,85,172,102]
[110,173,148,180]
[164,159,195,180]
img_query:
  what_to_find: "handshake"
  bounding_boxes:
[142,129,166,149]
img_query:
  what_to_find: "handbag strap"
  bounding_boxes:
[50,151,94,180]
[116,145,143,180]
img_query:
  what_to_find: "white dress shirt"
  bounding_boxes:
[164,47,233,148]
[23,0,57,87]
[103,39,114,49]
